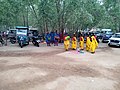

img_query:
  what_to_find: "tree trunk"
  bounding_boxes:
[23,14,26,26]
[26,6,29,27]
[55,0,61,33]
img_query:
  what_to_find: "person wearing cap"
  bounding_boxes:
[79,34,84,50]
[90,33,98,53]
[72,33,77,50]
[64,33,70,51]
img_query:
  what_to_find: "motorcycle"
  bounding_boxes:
[32,36,40,47]
[19,36,24,48]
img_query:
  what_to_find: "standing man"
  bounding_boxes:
[45,32,51,46]
[59,31,64,43]
[50,31,55,44]
[54,31,60,46]
[72,33,77,50]
[4,31,8,46]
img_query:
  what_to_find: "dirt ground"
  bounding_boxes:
[0,42,120,90]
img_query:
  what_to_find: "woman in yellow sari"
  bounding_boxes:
[86,34,91,51]
[64,34,70,51]
[79,34,84,50]
[90,34,98,53]
[72,34,77,50]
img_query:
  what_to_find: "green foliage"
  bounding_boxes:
[0,0,120,32]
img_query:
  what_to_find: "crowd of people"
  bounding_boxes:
[0,30,98,54]
[64,33,98,54]
[45,31,60,46]
[45,31,98,54]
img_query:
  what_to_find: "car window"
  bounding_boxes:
[106,31,113,34]
[113,34,120,38]
[107,34,112,35]
[17,29,27,35]
[106,33,112,35]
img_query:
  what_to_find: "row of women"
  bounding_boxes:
[64,33,98,53]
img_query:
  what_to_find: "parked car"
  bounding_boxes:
[8,29,16,38]
[8,29,17,44]
[108,33,120,47]
[95,31,103,39]
[102,31,113,43]
[97,29,112,39]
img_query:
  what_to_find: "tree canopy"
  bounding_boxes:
[0,0,120,33]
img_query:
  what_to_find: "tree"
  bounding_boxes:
[0,0,119,32]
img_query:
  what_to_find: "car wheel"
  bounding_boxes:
[27,42,29,45]
[118,45,120,48]
[11,41,16,44]
[20,45,23,48]
[37,43,39,47]
[19,41,23,48]
[102,40,104,43]
[32,41,35,46]
[108,43,112,47]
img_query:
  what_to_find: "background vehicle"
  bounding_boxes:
[8,29,17,44]
[16,26,29,48]
[94,31,103,39]
[29,28,39,41]
[108,33,120,47]
[102,31,113,43]
[10,37,16,44]
[97,29,112,40]
[32,36,40,47]
[29,28,40,47]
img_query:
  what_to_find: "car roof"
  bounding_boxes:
[101,29,111,31]
[9,29,17,30]
[16,26,28,29]
[115,33,120,34]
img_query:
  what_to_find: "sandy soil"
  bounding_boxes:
[0,42,120,90]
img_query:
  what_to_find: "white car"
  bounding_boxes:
[108,33,120,47]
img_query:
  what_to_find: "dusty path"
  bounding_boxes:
[0,43,120,90]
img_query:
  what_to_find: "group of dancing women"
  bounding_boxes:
[45,31,98,54]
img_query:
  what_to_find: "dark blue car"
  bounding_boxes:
[102,32,113,43]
